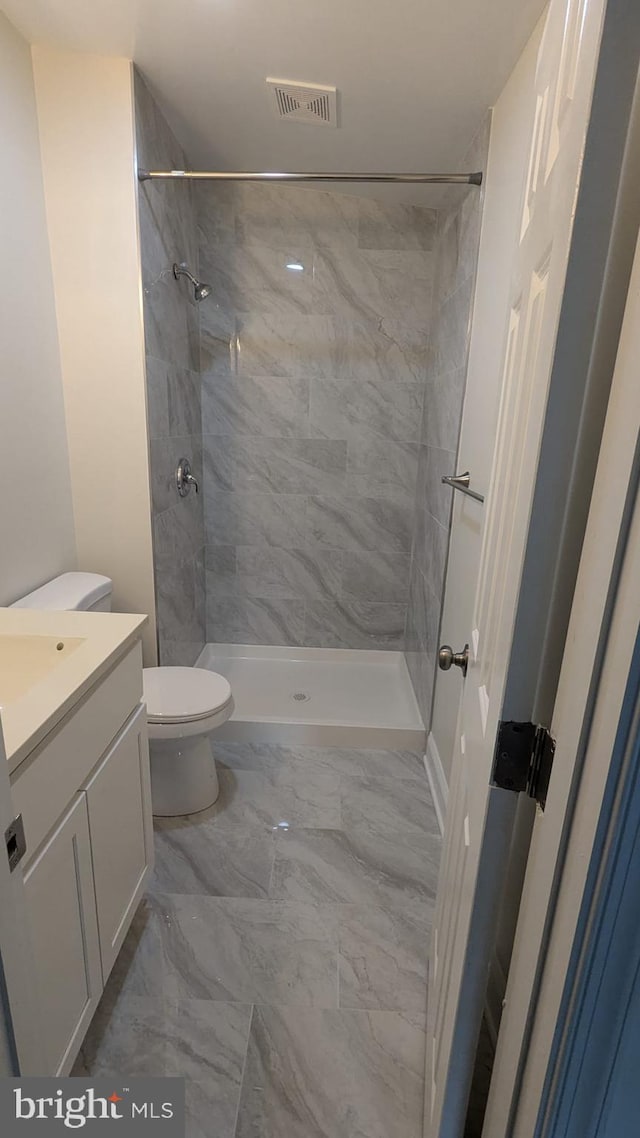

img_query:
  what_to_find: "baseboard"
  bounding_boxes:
[424,732,448,837]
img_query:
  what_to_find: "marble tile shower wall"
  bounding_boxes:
[197,184,437,650]
[404,115,491,727]
[135,72,206,666]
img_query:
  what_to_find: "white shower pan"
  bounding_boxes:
[196,643,425,749]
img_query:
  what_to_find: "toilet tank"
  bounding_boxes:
[10,572,113,613]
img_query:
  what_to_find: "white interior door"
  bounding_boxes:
[427,0,607,1134]
[485,192,640,1138]
[0,715,44,1073]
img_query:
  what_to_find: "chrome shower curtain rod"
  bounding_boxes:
[137,169,482,186]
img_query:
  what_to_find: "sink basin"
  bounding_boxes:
[0,634,85,710]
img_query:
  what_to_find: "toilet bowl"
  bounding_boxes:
[10,572,234,817]
[143,666,234,816]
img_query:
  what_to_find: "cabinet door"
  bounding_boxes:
[84,703,153,980]
[23,793,102,1076]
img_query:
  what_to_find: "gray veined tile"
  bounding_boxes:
[304,600,407,651]
[234,1005,426,1138]
[309,376,423,443]
[167,365,201,438]
[236,546,342,602]
[98,898,165,1009]
[346,437,420,501]
[342,550,411,603]
[338,903,431,1014]
[201,374,310,438]
[234,183,359,250]
[209,765,341,830]
[200,244,316,316]
[156,550,206,649]
[206,595,306,648]
[330,316,430,384]
[214,742,426,780]
[153,494,204,571]
[199,305,236,376]
[74,997,166,1079]
[204,544,238,595]
[412,509,450,602]
[407,563,430,651]
[145,354,170,439]
[153,894,339,1007]
[432,273,474,375]
[418,444,456,529]
[234,313,337,378]
[270,827,440,910]
[314,246,434,329]
[232,438,346,495]
[307,494,413,553]
[421,366,466,452]
[205,491,307,548]
[151,816,276,897]
[357,200,437,251]
[202,434,236,491]
[195,182,236,247]
[164,999,252,1138]
[340,773,439,837]
[76,994,252,1138]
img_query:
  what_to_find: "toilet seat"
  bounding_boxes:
[143,666,233,724]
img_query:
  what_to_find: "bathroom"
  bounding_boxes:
[0,0,628,1135]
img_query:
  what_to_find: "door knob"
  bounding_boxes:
[438,643,469,677]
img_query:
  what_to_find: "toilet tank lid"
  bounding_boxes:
[10,572,113,611]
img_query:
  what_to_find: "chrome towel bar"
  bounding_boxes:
[442,471,485,504]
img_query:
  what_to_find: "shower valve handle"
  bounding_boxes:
[176,457,198,497]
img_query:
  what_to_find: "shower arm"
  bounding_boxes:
[173,263,198,286]
[138,169,483,186]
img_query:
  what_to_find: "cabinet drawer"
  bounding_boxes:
[11,641,143,864]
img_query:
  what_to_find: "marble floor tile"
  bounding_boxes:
[214,742,426,780]
[164,999,252,1138]
[77,742,439,1134]
[154,894,339,1007]
[338,903,431,1014]
[210,765,341,829]
[270,826,440,910]
[73,996,166,1078]
[151,816,276,897]
[340,773,440,836]
[75,997,252,1138]
[98,898,165,1010]
[235,1005,426,1138]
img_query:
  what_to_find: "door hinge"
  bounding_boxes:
[5,814,26,872]
[492,721,556,810]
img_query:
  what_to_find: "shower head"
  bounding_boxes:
[194,280,211,302]
[172,262,211,303]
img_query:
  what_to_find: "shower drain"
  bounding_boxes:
[291,691,311,703]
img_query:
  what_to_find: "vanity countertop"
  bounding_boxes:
[0,608,147,774]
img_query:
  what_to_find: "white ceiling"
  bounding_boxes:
[2,0,547,204]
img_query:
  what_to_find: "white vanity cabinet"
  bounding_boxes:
[83,702,152,980]
[22,794,103,1076]
[9,638,153,1076]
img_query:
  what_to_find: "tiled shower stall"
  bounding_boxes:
[136,67,488,736]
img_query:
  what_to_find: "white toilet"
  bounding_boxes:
[10,571,234,816]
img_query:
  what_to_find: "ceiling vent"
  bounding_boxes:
[266,78,338,128]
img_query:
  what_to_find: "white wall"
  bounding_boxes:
[32,47,157,662]
[0,12,76,606]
